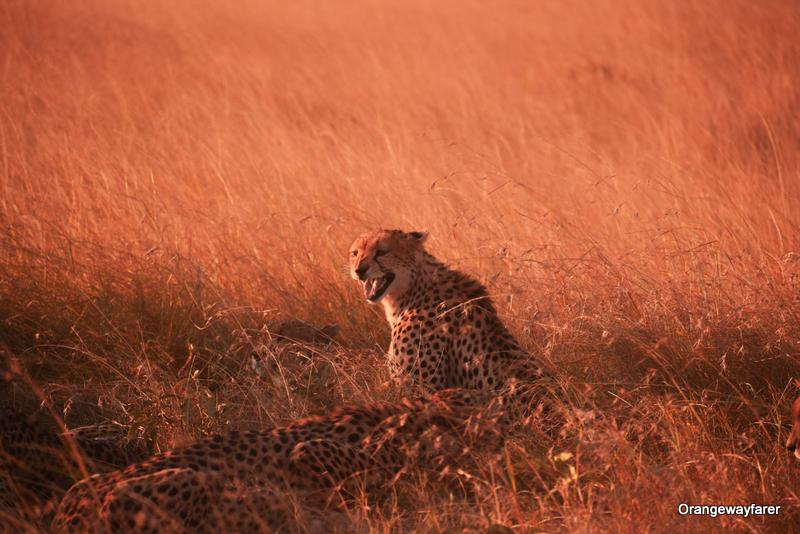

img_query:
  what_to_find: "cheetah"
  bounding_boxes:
[245,319,340,379]
[1,409,151,506]
[349,229,544,393]
[787,394,800,460]
[0,347,151,506]
[53,389,503,533]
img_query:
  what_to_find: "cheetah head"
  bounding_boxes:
[349,229,428,304]
[788,394,800,460]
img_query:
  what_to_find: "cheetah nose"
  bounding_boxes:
[356,264,368,280]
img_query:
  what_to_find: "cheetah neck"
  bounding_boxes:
[382,252,450,328]
[382,296,400,325]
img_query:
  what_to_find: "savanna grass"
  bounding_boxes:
[1,0,799,531]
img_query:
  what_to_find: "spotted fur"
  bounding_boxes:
[0,407,151,507]
[53,389,503,533]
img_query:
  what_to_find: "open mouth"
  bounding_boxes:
[362,272,395,302]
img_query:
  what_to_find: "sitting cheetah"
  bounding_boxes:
[349,229,544,392]
[787,394,800,460]
[53,389,504,533]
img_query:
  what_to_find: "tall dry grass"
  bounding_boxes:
[1,0,799,531]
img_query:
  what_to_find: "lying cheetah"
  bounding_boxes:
[53,389,503,533]
[787,394,800,460]
[1,409,151,506]
[349,229,544,392]
[0,347,151,506]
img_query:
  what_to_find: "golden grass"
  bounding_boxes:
[1,0,799,531]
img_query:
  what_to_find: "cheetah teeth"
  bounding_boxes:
[365,278,379,298]
[363,273,395,301]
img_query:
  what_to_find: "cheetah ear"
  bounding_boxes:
[408,230,429,244]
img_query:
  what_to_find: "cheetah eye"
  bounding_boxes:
[351,250,358,257]
[375,249,388,258]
